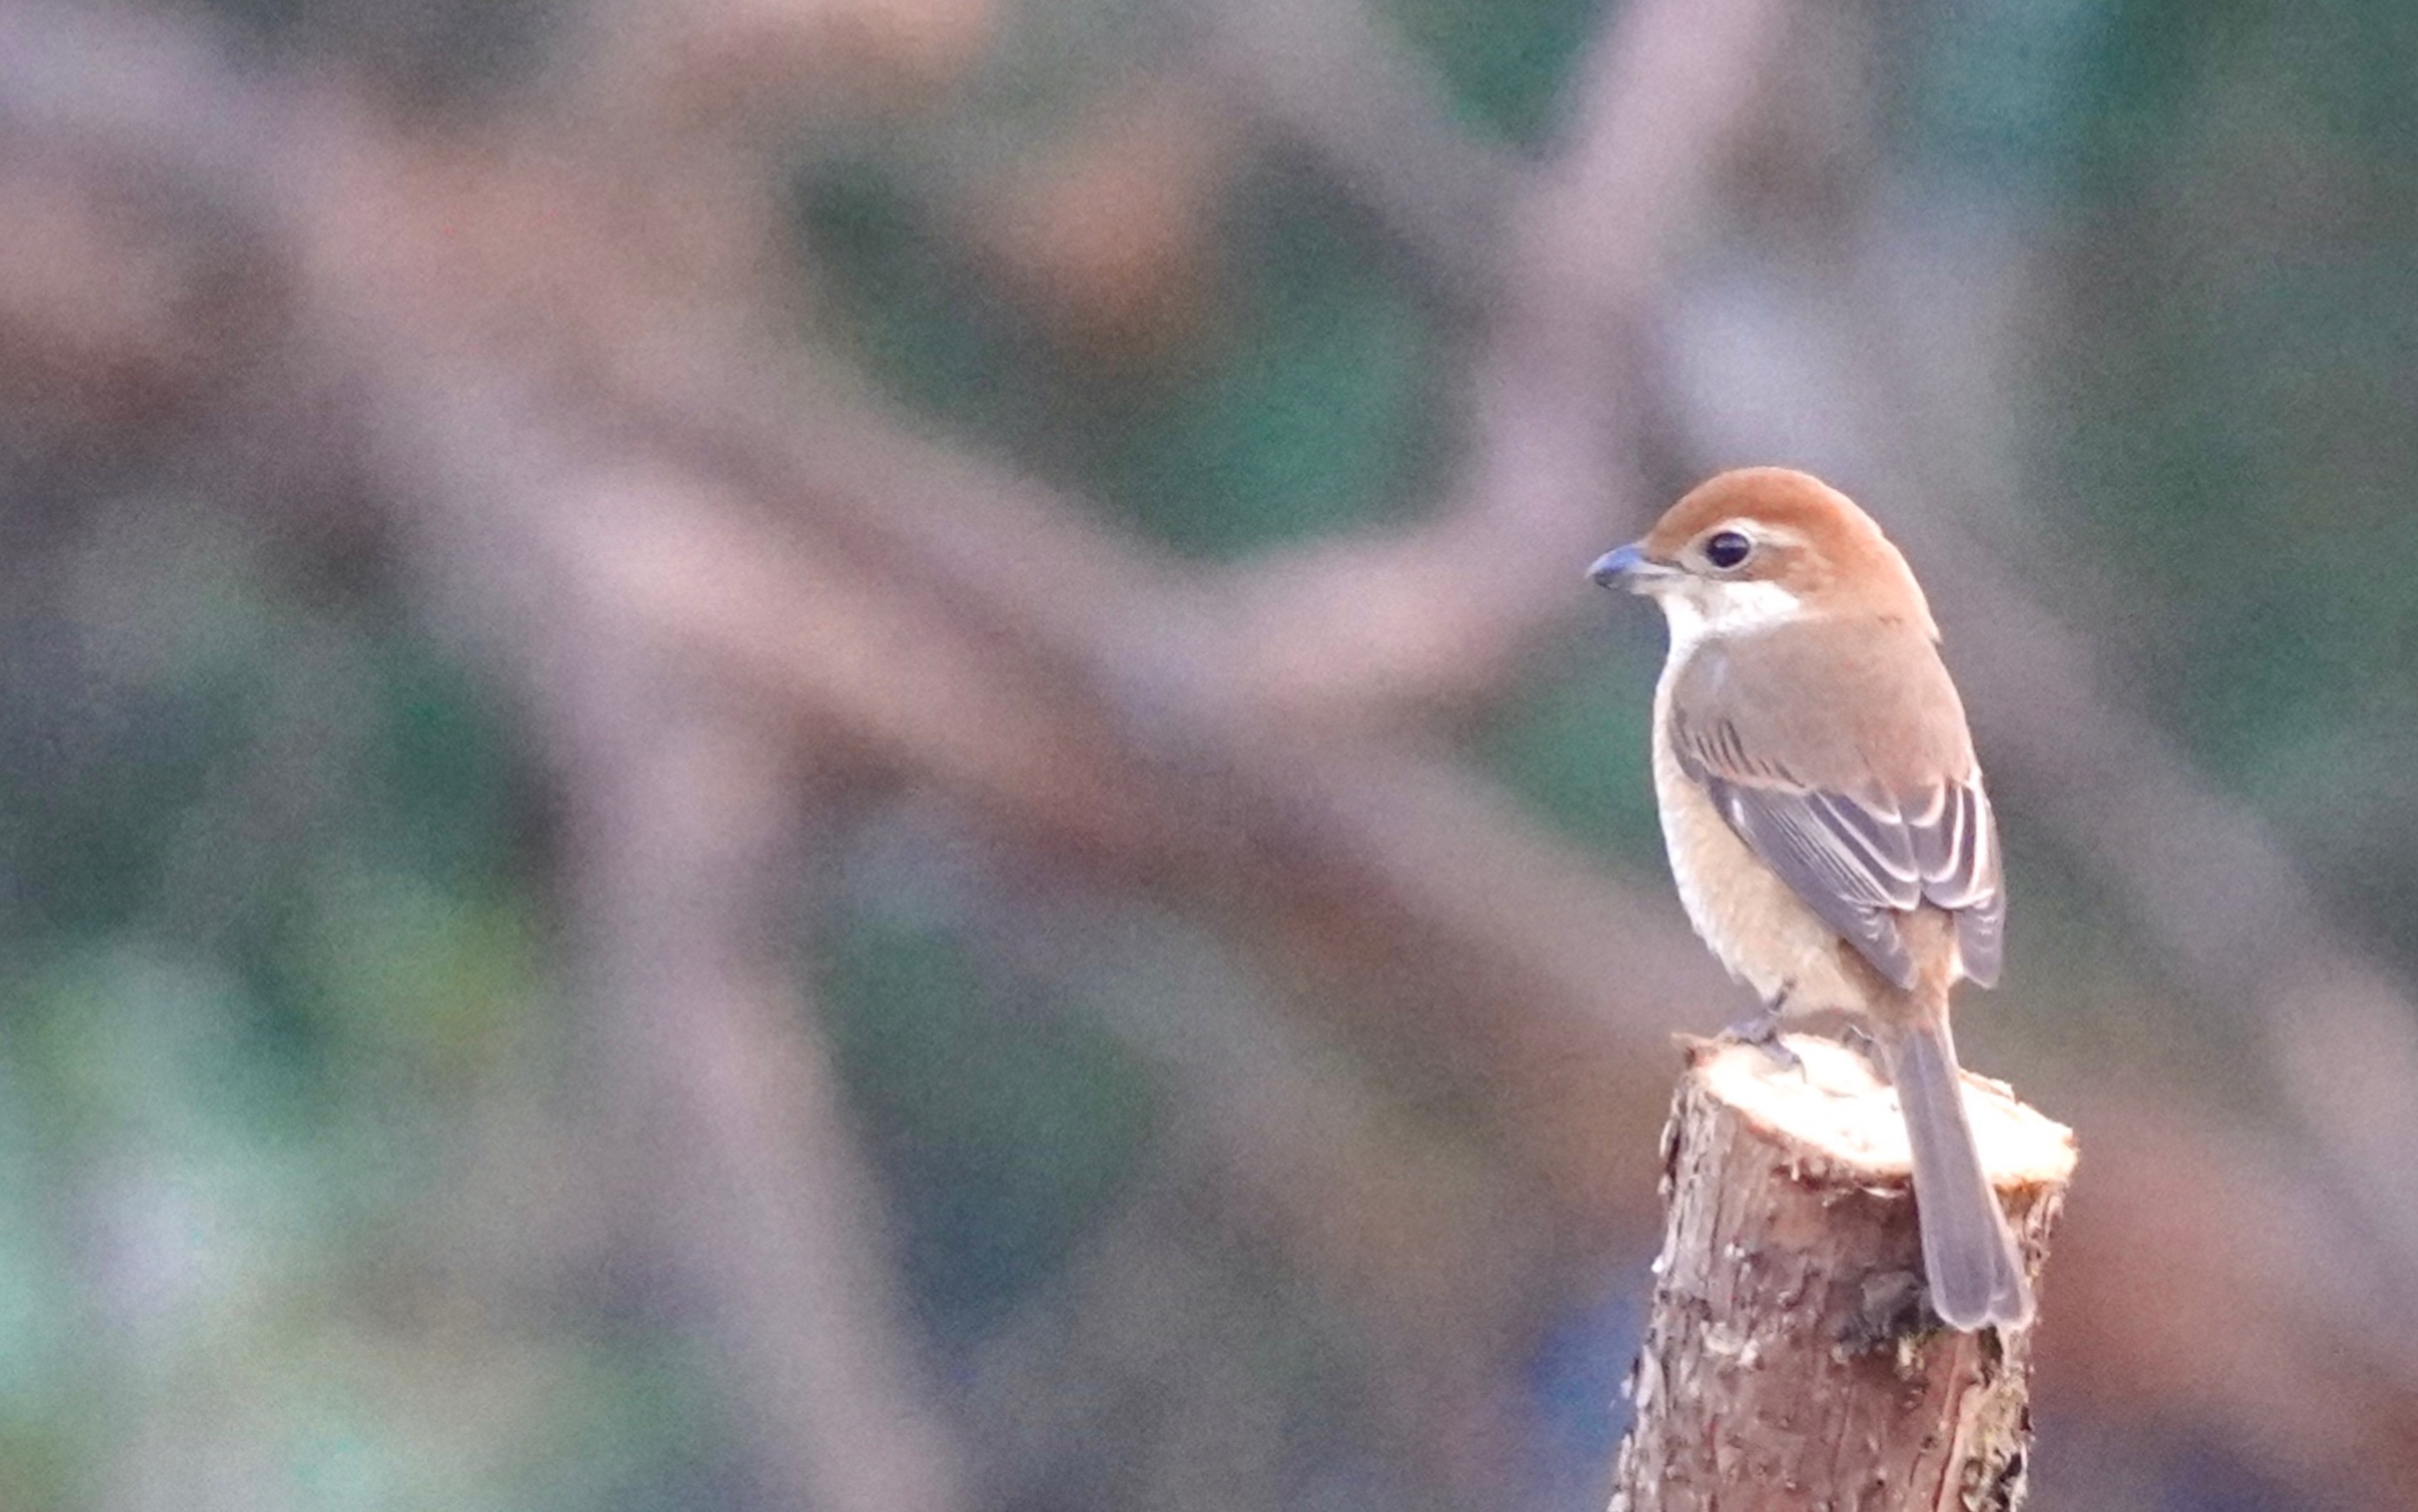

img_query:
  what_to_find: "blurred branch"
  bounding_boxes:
[1212,0,1794,732]
[963,1099,1531,1507]
[374,387,974,1511]
[571,711,967,1512]
[961,1183,1305,1508]
[8,0,2418,1504]
[1193,0,1518,302]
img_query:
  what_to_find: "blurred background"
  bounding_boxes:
[0,0,2415,1507]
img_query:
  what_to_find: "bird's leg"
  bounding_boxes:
[1724,990,1802,1074]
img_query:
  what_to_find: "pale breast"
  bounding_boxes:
[1651,672,1869,1013]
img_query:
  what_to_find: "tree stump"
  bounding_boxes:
[1608,1035,2076,1512]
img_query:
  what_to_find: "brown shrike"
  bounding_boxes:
[1591,467,2030,1330]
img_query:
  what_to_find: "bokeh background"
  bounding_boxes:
[2,0,2416,1507]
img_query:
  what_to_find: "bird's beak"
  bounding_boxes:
[1588,541,1674,591]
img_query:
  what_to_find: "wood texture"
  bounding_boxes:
[1609,1037,2075,1512]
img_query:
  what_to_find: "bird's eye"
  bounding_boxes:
[1703,530,1753,570]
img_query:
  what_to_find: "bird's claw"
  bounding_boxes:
[1839,1022,1883,1075]
[1721,998,1804,1076]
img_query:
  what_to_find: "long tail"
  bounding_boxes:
[1877,1018,2033,1330]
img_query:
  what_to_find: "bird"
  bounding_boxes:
[1589,466,2030,1330]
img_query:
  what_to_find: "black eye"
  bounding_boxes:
[1703,530,1752,570]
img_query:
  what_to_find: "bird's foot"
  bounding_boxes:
[1721,995,1802,1075]
[1839,1022,1883,1076]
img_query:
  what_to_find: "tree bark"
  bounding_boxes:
[1609,1036,2076,1512]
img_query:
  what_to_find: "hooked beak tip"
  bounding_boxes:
[1588,542,1651,588]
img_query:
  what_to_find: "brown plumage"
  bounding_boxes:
[1591,467,2029,1330]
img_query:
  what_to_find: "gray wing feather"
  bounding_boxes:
[1679,727,2003,991]
[1700,773,1920,988]
[1956,888,2005,988]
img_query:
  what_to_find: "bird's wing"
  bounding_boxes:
[1916,778,2003,987]
[1667,625,2004,991]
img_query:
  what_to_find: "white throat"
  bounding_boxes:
[1654,579,1805,660]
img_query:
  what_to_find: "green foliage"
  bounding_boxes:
[800,158,1448,559]
[1478,636,1664,864]
[0,633,218,939]
[1101,169,1448,556]
[2026,0,2418,965]
[824,905,1159,1334]
[1386,0,1607,146]
[0,505,721,1508]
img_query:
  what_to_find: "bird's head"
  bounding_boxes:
[1589,468,1936,645]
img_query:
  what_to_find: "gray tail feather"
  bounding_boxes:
[1881,1020,2034,1330]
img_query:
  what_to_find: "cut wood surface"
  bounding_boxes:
[1609,1036,2076,1512]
